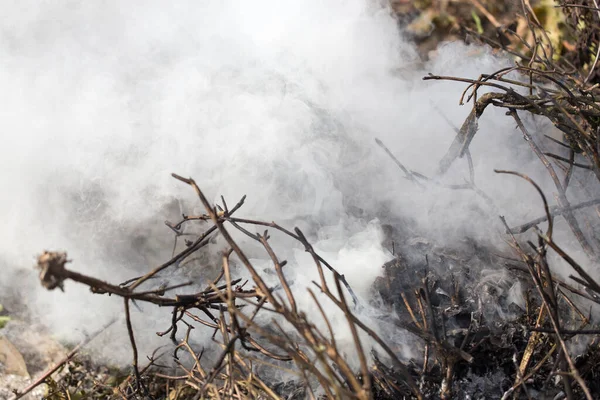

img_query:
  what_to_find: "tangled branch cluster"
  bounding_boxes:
[31,173,425,400]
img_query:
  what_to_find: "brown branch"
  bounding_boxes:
[509,198,600,234]
[508,110,598,260]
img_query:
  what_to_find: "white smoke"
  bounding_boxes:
[0,0,594,366]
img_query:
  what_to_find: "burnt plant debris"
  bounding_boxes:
[22,167,600,399]
[9,1,600,399]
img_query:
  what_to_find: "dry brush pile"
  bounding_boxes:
[12,1,600,399]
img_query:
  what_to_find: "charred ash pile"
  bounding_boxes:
[8,2,600,400]
[372,228,600,399]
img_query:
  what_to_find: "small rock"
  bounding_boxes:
[0,335,29,377]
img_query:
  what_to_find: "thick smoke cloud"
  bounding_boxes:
[0,0,589,364]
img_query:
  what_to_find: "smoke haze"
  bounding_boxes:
[1,0,594,365]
